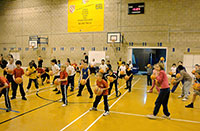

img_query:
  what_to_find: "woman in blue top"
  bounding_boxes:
[77,61,93,98]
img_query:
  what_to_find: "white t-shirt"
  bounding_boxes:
[52,64,60,76]
[129,64,133,69]
[119,65,126,75]
[7,62,16,70]
[171,67,176,75]
[66,65,76,76]
[99,64,108,72]
[90,61,96,67]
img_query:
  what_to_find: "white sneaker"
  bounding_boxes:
[147,114,157,119]
[103,111,109,116]
[62,104,66,107]
[89,107,97,111]
[182,97,188,101]
[59,99,62,102]
[178,95,183,98]
[26,89,29,93]
[162,115,171,119]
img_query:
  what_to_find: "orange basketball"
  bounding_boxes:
[192,70,196,75]
[79,65,83,69]
[15,77,23,84]
[73,65,76,68]
[169,72,173,75]
[37,73,41,77]
[150,75,156,80]
[25,71,30,76]
[46,79,50,83]
[176,73,181,79]
[124,75,129,81]
[94,87,103,96]
[193,83,200,91]
[49,71,53,76]
[91,65,94,68]
[160,57,165,61]
[127,68,131,71]
[80,79,86,85]
[155,80,161,87]
[171,78,176,85]
[147,64,151,68]
[54,79,60,85]
[7,69,13,74]
[120,71,125,75]
[108,77,114,82]
[99,69,104,73]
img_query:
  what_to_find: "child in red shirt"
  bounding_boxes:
[90,73,109,116]
[0,76,12,112]
[12,60,27,100]
[58,65,68,107]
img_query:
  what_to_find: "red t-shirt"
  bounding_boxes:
[0,77,10,88]
[60,71,68,85]
[96,79,108,95]
[13,68,24,78]
[36,68,45,73]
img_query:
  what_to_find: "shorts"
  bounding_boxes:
[194,90,200,96]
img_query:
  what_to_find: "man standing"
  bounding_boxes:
[84,53,88,64]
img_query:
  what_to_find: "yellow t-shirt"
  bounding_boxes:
[118,61,122,66]
[28,66,37,79]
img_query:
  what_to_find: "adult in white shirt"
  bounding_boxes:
[128,60,133,69]
[90,59,96,74]
[119,62,126,78]
[66,61,76,91]
[51,59,60,92]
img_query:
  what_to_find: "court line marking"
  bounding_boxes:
[97,109,200,124]
[59,77,141,131]
[84,78,141,131]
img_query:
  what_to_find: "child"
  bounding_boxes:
[147,63,170,119]
[36,65,46,85]
[99,59,108,80]
[125,64,133,92]
[174,65,192,101]
[59,65,68,107]
[51,59,61,94]
[117,58,122,75]
[12,60,27,100]
[105,70,118,96]
[5,58,16,96]
[171,63,176,78]
[71,60,78,71]
[147,66,160,93]
[66,61,75,92]
[77,61,93,98]
[90,73,109,116]
[145,64,153,86]
[118,61,126,79]
[26,62,39,93]
[185,70,200,108]
[31,60,37,69]
[106,60,112,72]
[0,76,12,112]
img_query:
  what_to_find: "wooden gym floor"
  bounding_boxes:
[0,70,200,131]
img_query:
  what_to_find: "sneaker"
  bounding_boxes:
[103,111,109,116]
[147,114,157,119]
[77,94,82,97]
[59,99,62,102]
[22,97,27,100]
[182,97,188,101]
[26,89,29,93]
[162,115,171,119]
[56,91,61,94]
[11,97,16,100]
[147,90,153,93]
[6,108,11,112]
[53,88,58,91]
[62,104,67,107]
[89,95,93,98]
[178,95,184,98]
[128,90,131,92]
[185,103,194,108]
[89,107,97,111]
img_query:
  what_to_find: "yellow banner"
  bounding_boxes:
[68,0,104,32]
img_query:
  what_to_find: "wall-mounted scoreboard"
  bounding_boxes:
[128,3,145,15]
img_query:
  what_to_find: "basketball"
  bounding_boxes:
[192,70,196,74]
[171,78,176,85]
[49,71,53,76]
[193,83,200,91]
[99,69,104,73]
[80,79,86,85]
[90,65,94,68]
[46,79,50,83]
[108,76,114,82]
[120,71,125,75]
[169,72,173,75]
[54,79,60,85]
[147,64,151,68]
[176,73,181,79]
[94,87,103,96]
[15,77,23,84]
[37,73,41,77]
[25,71,30,76]
[127,68,131,71]
[124,75,129,81]
[150,75,156,80]
[79,65,83,69]
[7,69,13,74]
[160,57,165,61]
